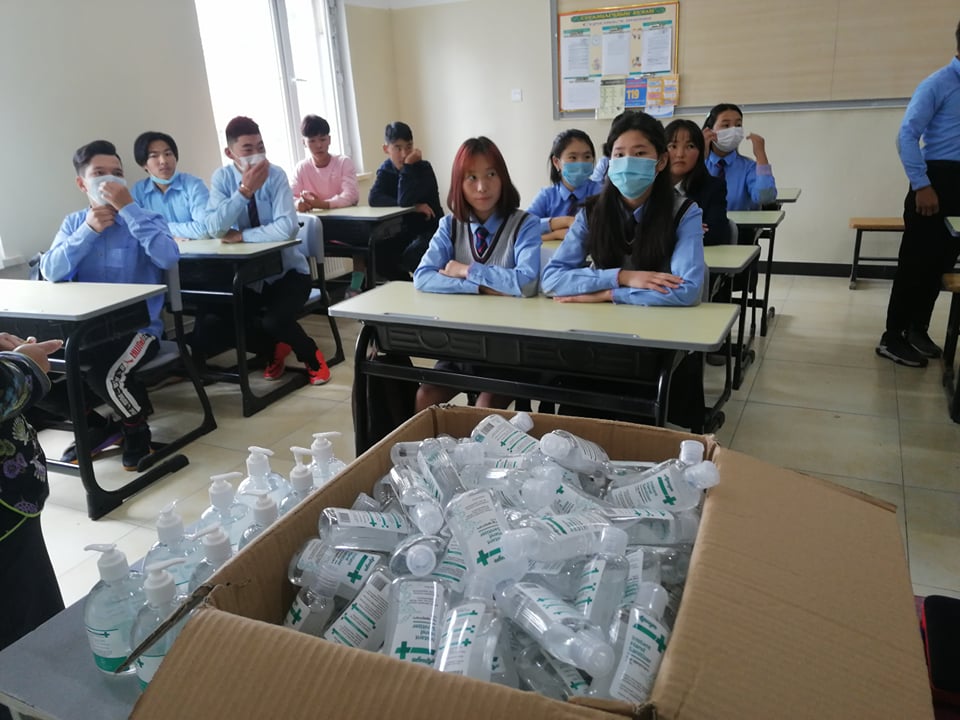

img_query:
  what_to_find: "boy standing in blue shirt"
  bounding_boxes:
[368,121,443,279]
[41,140,180,470]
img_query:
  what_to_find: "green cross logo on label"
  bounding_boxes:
[657,476,677,506]
[395,641,434,660]
[288,605,302,625]
[136,658,145,669]
[476,547,502,566]
[347,556,368,583]
[555,486,565,495]
[633,621,667,652]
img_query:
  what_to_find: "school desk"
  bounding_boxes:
[775,187,802,203]
[705,244,762,390]
[330,282,738,453]
[946,217,960,238]
[0,279,193,520]
[728,209,786,338]
[177,238,303,417]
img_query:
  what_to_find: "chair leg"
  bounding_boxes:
[850,230,863,289]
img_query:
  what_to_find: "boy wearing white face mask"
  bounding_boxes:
[702,103,777,211]
[40,140,179,470]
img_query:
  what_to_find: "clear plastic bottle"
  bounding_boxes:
[284,585,335,637]
[458,466,528,508]
[288,538,383,602]
[390,440,423,470]
[198,472,250,549]
[82,544,145,675]
[417,438,465,502]
[573,527,629,631]
[238,489,279,550]
[538,430,610,477]
[624,508,700,547]
[516,643,591,700]
[142,502,201,593]
[495,581,615,678]
[590,582,671,703]
[386,465,445,535]
[237,446,290,508]
[520,468,611,514]
[129,559,188,690]
[435,574,501,681]
[323,567,394,650]
[318,507,412,552]
[606,440,719,511]
[351,492,382,512]
[388,534,447,577]
[429,536,468,595]
[279,447,316,516]
[501,512,610,563]
[445,489,527,584]
[381,576,447,666]
[469,412,538,456]
[310,432,347,488]
[187,524,234,592]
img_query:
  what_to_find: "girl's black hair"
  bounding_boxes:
[664,119,710,195]
[548,129,596,183]
[703,103,743,129]
[585,111,677,272]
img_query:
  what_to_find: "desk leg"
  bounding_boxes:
[850,229,863,289]
[944,293,960,422]
[653,351,680,428]
[760,229,777,337]
[352,324,376,456]
[232,273,256,418]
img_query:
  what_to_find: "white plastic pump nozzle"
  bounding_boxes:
[191,524,233,564]
[84,543,130,582]
[242,488,279,526]
[143,559,186,606]
[246,446,274,478]
[510,411,534,432]
[311,432,341,463]
[155,501,185,545]
[209,472,243,509]
[289,447,315,492]
[679,440,705,466]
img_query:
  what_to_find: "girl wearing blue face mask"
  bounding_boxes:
[541,112,706,306]
[526,130,602,242]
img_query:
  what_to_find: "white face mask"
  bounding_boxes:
[236,152,267,170]
[85,174,126,206]
[713,126,744,153]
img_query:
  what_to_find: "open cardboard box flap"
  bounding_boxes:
[132,407,933,720]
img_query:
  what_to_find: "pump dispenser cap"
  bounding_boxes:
[209,472,243,509]
[289,447,314,491]
[510,411,534,432]
[246,446,274,477]
[685,460,720,490]
[679,440,705,466]
[311,432,341,462]
[144,559,186,605]
[539,432,572,460]
[634,581,669,619]
[405,544,437,576]
[84,544,130,582]
[193,524,233,564]
[156,501,185,545]
[598,526,629,556]
[242,489,279,525]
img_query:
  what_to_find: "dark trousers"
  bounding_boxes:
[885,161,960,334]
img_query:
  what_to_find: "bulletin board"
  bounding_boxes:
[557,2,680,118]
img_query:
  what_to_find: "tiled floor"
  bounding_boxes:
[38,276,960,606]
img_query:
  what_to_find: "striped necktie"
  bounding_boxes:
[475,225,489,255]
[716,158,726,180]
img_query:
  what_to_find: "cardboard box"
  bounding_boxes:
[132,407,933,719]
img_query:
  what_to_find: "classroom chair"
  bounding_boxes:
[296,213,345,367]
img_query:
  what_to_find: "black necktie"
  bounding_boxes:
[247,194,261,228]
[475,226,489,255]
[567,194,579,216]
[716,158,726,181]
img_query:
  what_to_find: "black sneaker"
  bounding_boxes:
[876,331,928,368]
[59,421,122,463]
[907,328,943,359]
[121,423,153,472]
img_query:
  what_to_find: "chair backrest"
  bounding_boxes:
[296,213,324,279]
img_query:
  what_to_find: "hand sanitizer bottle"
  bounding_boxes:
[388,534,447,577]
[82,544,145,675]
[590,582,671,703]
[515,643,590,700]
[495,580,615,678]
[284,584,336,637]
[470,412,538,456]
[520,468,611,514]
[445,489,527,584]
[458,466,528,507]
[129,559,188,691]
[279,447,316,517]
[625,508,700,547]
[385,465,445,535]
[238,489,279,550]
[199,472,250,549]
[143,502,201,593]
[318,507,412,552]
[381,576,447,665]
[237,446,290,507]
[310,432,346,488]
[573,527,629,631]
[435,573,501,681]
[351,492,382,512]
[390,440,423,470]
[187,524,234,592]
[501,513,609,563]
[288,539,383,602]
[323,566,395,651]
[429,536,468,595]
[606,440,718,511]
[538,430,611,478]
[417,438,465,502]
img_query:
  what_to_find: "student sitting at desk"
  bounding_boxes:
[41,140,179,471]
[292,114,359,212]
[702,103,777,211]
[131,131,210,240]
[413,136,540,411]
[527,129,602,242]
[368,121,443,280]
[666,119,730,246]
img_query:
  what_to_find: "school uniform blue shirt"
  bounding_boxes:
[541,202,705,306]
[413,212,541,297]
[132,173,210,240]
[206,163,308,288]
[705,150,776,211]
[41,204,179,338]
[590,156,610,183]
[897,56,960,190]
[527,179,604,235]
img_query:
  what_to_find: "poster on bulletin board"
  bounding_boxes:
[557,1,679,116]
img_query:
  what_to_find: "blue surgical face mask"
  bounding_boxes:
[560,161,594,189]
[151,171,178,186]
[607,156,658,199]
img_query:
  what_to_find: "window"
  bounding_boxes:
[194,0,354,176]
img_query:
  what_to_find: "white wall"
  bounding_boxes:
[345,0,915,266]
[0,0,219,270]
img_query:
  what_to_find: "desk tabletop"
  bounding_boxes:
[0,280,165,321]
[176,238,299,259]
[946,217,960,238]
[331,282,738,352]
[776,187,801,203]
[728,210,786,228]
[309,205,415,221]
[704,244,761,273]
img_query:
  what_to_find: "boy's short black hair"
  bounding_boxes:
[225,116,261,144]
[384,121,413,144]
[301,114,330,138]
[72,140,121,176]
[133,131,179,167]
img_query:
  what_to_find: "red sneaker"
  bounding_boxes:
[264,342,292,380]
[308,349,331,385]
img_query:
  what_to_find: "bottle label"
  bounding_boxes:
[621,549,646,607]
[530,512,606,538]
[607,466,684,510]
[546,481,606,515]
[331,509,411,533]
[573,558,606,612]
[135,652,165,690]
[447,491,510,572]
[436,601,488,675]
[431,538,467,589]
[384,580,446,666]
[323,571,391,650]
[284,592,332,637]
[515,582,583,624]
[325,551,379,598]
[86,624,131,672]
[527,559,567,575]
[545,655,589,696]
[473,418,539,455]
[608,612,671,704]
